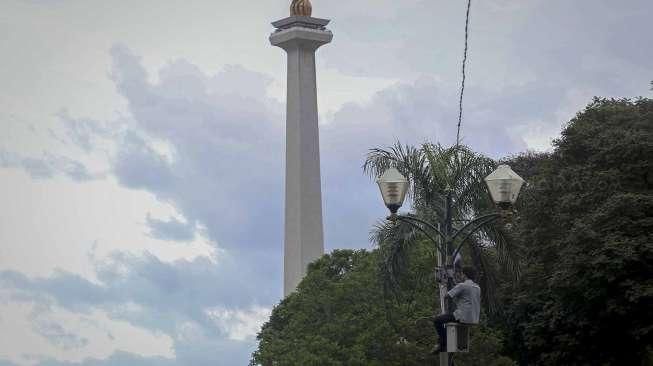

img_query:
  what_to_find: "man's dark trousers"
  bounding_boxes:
[433,313,457,350]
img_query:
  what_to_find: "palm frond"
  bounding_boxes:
[466,239,500,313]
[366,141,523,310]
[482,222,522,278]
[364,141,431,209]
[372,219,422,296]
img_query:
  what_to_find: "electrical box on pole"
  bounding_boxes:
[446,323,471,353]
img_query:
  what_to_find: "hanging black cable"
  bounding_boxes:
[455,0,472,147]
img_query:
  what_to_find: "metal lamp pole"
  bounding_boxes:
[376,165,524,364]
[388,195,503,308]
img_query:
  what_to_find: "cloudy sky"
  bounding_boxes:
[0,0,651,365]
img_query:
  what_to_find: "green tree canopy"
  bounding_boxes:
[499,97,653,365]
[252,249,515,365]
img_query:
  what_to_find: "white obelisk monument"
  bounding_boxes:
[270,0,332,296]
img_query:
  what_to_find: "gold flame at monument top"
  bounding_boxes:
[290,0,312,17]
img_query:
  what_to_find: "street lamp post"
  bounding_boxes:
[376,165,524,362]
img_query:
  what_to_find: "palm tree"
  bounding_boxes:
[364,142,520,313]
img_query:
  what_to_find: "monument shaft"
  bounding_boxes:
[270,17,332,296]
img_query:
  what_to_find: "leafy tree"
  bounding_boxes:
[252,249,515,365]
[499,98,653,365]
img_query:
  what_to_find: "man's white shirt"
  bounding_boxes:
[447,279,481,324]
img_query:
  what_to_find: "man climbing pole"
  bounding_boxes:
[432,266,481,353]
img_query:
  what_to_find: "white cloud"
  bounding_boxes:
[0,301,174,366]
[0,168,215,280]
[205,306,271,342]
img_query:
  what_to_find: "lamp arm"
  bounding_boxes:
[396,215,447,241]
[449,214,501,266]
[395,216,446,257]
[451,212,502,241]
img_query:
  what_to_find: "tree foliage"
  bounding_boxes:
[499,98,653,365]
[252,249,515,365]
